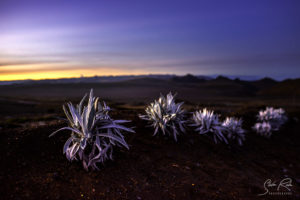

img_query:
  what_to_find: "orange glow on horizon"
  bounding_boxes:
[0,64,150,81]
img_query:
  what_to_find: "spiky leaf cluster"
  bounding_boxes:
[222,117,245,146]
[253,107,287,137]
[253,121,272,137]
[139,92,186,141]
[191,108,227,144]
[50,89,134,171]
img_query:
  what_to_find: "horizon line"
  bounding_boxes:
[0,73,295,82]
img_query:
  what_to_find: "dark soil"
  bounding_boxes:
[0,109,299,200]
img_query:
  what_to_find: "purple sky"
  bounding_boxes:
[0,0,299,80]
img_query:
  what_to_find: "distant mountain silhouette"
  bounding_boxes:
[250,77,277,90]
[259,78,300,96]
[171,74,206,83]
[1,74,299,100]
[1,74,299,98]
[215,75,232,81]
[123,77,168,85]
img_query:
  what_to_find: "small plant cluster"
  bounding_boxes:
[222,117,245,146]
[50,89,134,171]
[191,109,245,145]
[253,107,287,137]
[50,90,288,171]
[140,93,245,145]
[191,109,228,144]
[139,93,186,141]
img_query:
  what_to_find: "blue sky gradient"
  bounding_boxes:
[0,0,299,80]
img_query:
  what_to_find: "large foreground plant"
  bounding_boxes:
[49,89,134,171]
[191,108,228,144]
[253,107,287,137]
[139,92,186,141]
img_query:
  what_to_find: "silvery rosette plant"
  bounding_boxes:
[253,107,287,137]
[257,107,287,130]
[222,117,245,146]
[49,89,134,171]
[139,92,186,141]
[253,121,272,138]
[191,108,228,144]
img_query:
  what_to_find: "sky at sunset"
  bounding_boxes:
[0,0,299,81]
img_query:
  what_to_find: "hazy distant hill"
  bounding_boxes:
[258,78,300,96]
[249,77,278,90]
[0,75,177,85]
[0,74,224,86]
[171,74,207,83]
[0,74,299,103]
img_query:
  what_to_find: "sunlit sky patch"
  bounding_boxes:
[0,0,299,81]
